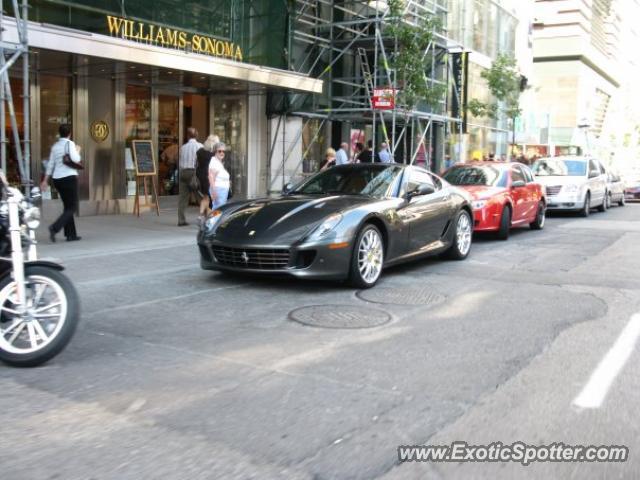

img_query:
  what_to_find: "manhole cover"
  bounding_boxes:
[356,286,446,306]
[289,305,392,329]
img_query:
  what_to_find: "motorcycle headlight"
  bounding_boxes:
[203,210,223,234]
[24,206,41,229]
[307,213,343,241]
[472,200,486,210]
[564,184,579,193]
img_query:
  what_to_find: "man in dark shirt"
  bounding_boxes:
[358,140,379,163]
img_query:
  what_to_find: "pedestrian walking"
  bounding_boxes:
[40,124,82,242]
[320,148,337,171]
[358,140,378,163]
[335,142,349,165]
[378,142,392,163]
[353,142,364,163]
[209,142,231,209]
[196,134,219,217]
[178,127,203,226]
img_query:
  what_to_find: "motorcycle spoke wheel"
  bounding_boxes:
[0,275,68,355]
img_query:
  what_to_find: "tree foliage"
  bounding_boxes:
[468,53,522,121]
[387,0,446,111]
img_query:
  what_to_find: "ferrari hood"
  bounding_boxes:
[211,195,373,245]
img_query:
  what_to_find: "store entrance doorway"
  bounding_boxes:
[184,94,209,144]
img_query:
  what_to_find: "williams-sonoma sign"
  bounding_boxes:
[106,16,243,62]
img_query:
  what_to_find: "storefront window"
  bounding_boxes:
[158,94,179,195]
[213,97,247,198]
[3,77,24,186]
[125,85,151,142]
[40,74,71,167]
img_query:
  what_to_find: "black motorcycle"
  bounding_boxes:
[0,172,79,367]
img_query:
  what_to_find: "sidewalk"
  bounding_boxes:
[36,198,201,261]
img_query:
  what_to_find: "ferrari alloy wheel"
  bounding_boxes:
[530,201,546,230]
[350,224,384,288]
[446,210,472,260]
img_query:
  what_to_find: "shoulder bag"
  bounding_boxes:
[63,141,84,170]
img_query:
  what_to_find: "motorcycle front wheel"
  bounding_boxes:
[0,265,79,367]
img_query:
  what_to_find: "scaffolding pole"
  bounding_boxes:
[277,0,464,181]
[0,0,30,195]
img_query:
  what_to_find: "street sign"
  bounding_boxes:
[372,88,395,110]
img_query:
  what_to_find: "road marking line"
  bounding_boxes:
[573,314,640,409]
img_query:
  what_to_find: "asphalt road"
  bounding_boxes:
[1,203,639,479]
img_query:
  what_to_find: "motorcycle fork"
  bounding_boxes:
[8,195,26,309]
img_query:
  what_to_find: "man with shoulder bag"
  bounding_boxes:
[40,124,83,242]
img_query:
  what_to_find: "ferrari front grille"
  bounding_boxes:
[211,246,291,270]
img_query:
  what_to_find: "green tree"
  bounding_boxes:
[467,53,523,156]
[387,0,446,111]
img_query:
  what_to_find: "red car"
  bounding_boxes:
[442,162,546,239]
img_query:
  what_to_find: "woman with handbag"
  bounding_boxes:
[40,124,83,242]
[195,134,218,217]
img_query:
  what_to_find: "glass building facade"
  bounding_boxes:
[447,0,518,161]
[2,1,320,212]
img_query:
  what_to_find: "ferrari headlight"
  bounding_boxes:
[24,207,41,229]
[203,210,223,234]
[308,213,342,241]
[472,200,486,210]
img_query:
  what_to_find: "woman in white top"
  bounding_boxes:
[40,124,82,242]
[208,142,231,209]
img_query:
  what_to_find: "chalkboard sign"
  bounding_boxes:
[131,140,156,176]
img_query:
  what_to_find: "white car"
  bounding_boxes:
[531,156,608,217]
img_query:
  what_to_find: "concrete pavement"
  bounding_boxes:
[1,202,639,479]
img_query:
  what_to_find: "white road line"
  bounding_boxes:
[573,314,640,409]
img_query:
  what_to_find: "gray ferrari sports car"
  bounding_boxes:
[198,163,474,288]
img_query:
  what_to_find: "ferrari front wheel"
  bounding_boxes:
[349,224,384,288]
[446,210,473,260]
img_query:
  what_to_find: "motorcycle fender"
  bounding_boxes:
[24,260,65,271]
[0,258,65,283]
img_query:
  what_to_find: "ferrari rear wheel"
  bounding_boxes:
[349,224,384,288]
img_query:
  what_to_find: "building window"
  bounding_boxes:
[125,85,151,142]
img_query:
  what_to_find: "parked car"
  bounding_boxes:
[606,172,626,207]
[198,164,474,288]
[624,176,640,201]
[442,162,546,240]
[531,156,608,216]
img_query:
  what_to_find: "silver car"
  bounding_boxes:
[606,172,626,207]
[531,156,608,217]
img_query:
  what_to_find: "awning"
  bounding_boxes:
[1,18,323,94]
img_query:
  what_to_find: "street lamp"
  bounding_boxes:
[577,117,591,156]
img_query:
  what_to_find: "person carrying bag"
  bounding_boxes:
[40,124,83,242]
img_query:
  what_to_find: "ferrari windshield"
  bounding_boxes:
[443,165,508,187]
[532,158,587,176]
[291,165,403,198]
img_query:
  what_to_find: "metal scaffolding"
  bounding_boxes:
[0,0,30,193]
[269,0,464,189]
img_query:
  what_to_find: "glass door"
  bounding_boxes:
[212,96,247,198]
[157,94,180,195]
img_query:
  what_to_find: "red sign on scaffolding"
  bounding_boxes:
[372,88,395,110]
